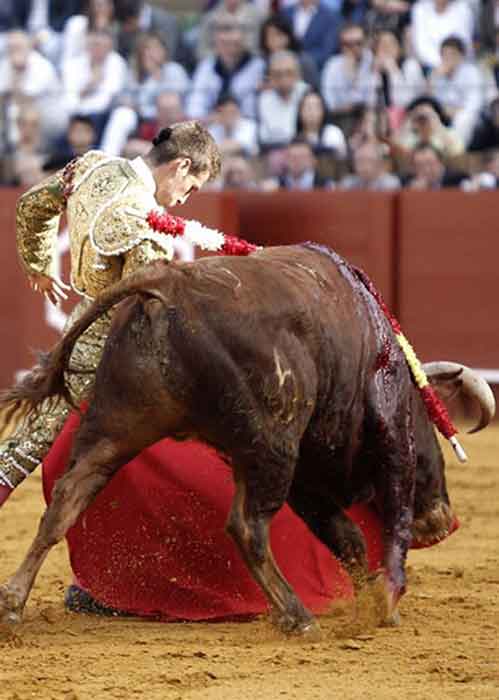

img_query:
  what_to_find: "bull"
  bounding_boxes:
[0,243,494,634]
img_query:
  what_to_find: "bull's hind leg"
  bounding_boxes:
[226,462,317,636]
[0,426,150,624]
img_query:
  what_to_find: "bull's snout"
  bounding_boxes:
[410,500,459,549]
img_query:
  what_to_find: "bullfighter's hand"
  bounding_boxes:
[28,272,70,306]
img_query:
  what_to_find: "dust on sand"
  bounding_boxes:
[1,428,498,700]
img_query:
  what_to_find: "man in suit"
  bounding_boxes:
[114,0,181,62]
[281,0,340,70]
[277,137,332,189]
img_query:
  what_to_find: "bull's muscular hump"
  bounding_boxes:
[2,243,486,634]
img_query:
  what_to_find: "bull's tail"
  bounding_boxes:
[0,264,170,418]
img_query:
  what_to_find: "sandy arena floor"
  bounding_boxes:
[0,426,498,700]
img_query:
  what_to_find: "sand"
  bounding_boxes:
[1,427,498,700]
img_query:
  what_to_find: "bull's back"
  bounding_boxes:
[156,247,381,428]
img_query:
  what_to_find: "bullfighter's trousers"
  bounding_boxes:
[0,300,110,489]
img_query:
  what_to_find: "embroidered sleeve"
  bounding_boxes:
[16,171,67,277]
[91,196,174,260]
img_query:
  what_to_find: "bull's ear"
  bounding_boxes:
[427,369,463,403]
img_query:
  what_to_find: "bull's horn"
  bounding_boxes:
[423,362,496,434]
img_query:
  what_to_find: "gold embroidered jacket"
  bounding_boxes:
[0,151,172,490]
[17,150,174,299]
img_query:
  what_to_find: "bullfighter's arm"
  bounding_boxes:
[16,170,67,279]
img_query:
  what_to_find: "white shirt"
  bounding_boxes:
[258,81,309,146]
[61,14,89,64]
[27,0,49,33]
[411,0,474,68]
[0,49,59,99]
[283,169,316,189]
[294,5,318,39]
[208,117,259,156]
[130,156,156,195]
[315,124,347,158]
[62,51,128,115]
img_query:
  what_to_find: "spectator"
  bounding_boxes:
[392,95,464,160]
[279,137,333,188]
[62,29,128,140]
[368,0,412,34]
[295,89,347,158]
[10,152,45,186]
[221,154,259,188]
[61,0,118,65]
[13,0,83,63]
[100,31,190,155]
[114,0,180,63]
[46,114,97,169]
[372,29,426,112]
[281,0,340,70]
[469,96,499,151]
[461,149,499,189]
[208,93,259,156]
[121,90,186,158]
[2,102,46,185]
[405,143,467,188]
[257,49,309,150]
[0,30,64,149]
[259,13,319,89]
[347,104,380,151]
[197,0,265,60]
[321,24,376,127]
[429,36,487,146]
[185,23,265,120]
[410,0,474,70]
[339,140,400,189]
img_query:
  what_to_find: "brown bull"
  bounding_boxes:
[0,243,494,633]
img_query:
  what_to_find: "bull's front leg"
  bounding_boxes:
[227,463,318,637]
[374,424,416,625]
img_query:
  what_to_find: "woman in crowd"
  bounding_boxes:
[371,28,426,127]
[295,89,347,159]
[100,31,190,155]
[61,0,118,64]
[259,13,320,90]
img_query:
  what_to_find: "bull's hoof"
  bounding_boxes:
[0,585,25,625]
[271,612,321,639]
[360,572,402,627]
[381,608,401,627]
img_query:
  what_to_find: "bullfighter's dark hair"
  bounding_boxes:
[152,127,172,147]
[147,121,221,181]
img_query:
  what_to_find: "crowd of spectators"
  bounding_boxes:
[0,0,498,191]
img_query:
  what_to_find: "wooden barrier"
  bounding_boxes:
[235,191,396,308]
[397,191,499,368]
[1,187,498,397]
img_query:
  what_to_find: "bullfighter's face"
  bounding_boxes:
[156,158,210,208]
